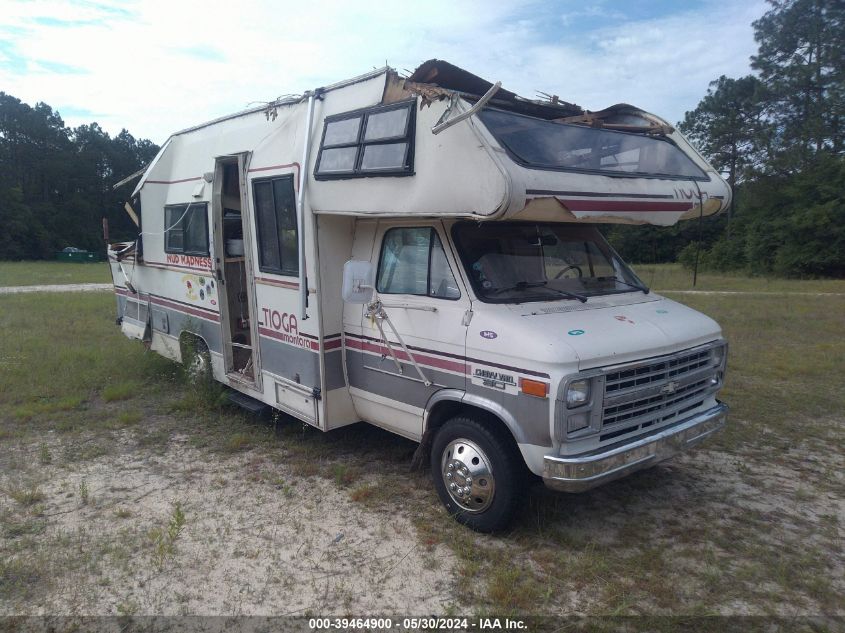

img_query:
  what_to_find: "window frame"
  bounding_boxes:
[251,174,299,277]
[163,203,209,256]
[451,221,647,304]
[376,226,461,301]
[314,99,416,180]
[477,106,709,182]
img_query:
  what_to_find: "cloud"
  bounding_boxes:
[0,0,767,141]
[172,45,226,63]
[35,60,88,74]
[31,16,103,27]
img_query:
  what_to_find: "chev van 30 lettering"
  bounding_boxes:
[108,60,730,533]
[473,368,517,389]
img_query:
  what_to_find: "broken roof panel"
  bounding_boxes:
[407,59,584,120]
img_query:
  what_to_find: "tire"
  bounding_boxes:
[430,415,523,533]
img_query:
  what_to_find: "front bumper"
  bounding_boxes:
[543,402,728,492]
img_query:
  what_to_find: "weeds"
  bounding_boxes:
[331,463,361,487]
[350,484,376,503]
[102,382,137,402]
[13,396,83,421]
[224,432,251,453]
[79,480,89,505]
[115,410,142,426]
[4,484,46,507]
[149,502,187,569]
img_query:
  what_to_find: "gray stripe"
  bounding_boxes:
[258,335,320,390]
[145,298,223,354]
[325,349,346,391]
[346,348,551,446]
[464,382,551,446]
[346,349,464,409]
[117,295,223,354]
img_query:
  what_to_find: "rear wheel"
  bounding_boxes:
[431,415,523,533]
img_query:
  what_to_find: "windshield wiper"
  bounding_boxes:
[595,276,650,295]
[489,281,588,303]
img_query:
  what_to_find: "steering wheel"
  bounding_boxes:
[554,265,583,279]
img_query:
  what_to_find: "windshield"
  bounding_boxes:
[452,222,648,304]
[478,107,707,180]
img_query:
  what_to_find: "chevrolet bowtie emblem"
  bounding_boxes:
[660,381,679,395]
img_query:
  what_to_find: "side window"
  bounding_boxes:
[252,175,298,275]
[315,100,415,179]
[376,227,460,300]
[164,203,208,256]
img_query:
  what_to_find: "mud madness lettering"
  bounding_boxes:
[260,308,313,350]
[166,254,212,270]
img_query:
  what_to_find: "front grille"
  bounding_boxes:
[599,346,719,442]
[604,348,711,396]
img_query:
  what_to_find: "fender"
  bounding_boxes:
[424,389,527,444]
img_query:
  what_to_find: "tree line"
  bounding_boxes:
[0,94,159,259]
[607,0,844,277]
[1,0,842,275]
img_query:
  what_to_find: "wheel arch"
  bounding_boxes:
[178,330,209,364]
[411,389,524,471]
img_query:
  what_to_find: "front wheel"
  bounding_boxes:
[430,416,523,533]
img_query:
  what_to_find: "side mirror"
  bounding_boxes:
[342,260,375,304]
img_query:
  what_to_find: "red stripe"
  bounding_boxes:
[145,177,203,185]
[324,338,342,351]
[248,163,301,193]
[114,287,219,323]
[150,296,219,322]
[346,331,550,378]
[258,326,320,351]
[114,287,150,300]
[255,277,300,290]
[558,199,693,213]
[248,162,299,174]
[345,337,468,374]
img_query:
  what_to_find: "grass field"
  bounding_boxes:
[0,269,842,624]
[634,262,845,294]
[0,261,111,287]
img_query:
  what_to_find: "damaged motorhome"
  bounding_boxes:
[109,60,730,531]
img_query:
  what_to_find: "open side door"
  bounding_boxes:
[211,153,262,390]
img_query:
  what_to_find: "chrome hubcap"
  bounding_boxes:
[441,438,495,513]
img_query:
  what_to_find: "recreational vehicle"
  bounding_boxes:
[109,60,730,532]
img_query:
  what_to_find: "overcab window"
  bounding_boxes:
[253,175,298,275]
[164,203,208,256]
[315,100,415,179]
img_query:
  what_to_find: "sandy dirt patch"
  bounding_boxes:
[2,432,457,616]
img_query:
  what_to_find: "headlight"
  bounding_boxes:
[566,379,590,408]
[713,344,726,368]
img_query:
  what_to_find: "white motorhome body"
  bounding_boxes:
[109,61,729,531]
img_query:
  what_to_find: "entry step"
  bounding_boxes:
[227,390,270,416]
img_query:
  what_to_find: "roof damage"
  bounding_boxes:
[397,59,672,136]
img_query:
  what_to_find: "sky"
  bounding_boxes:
[0,0,768,144]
